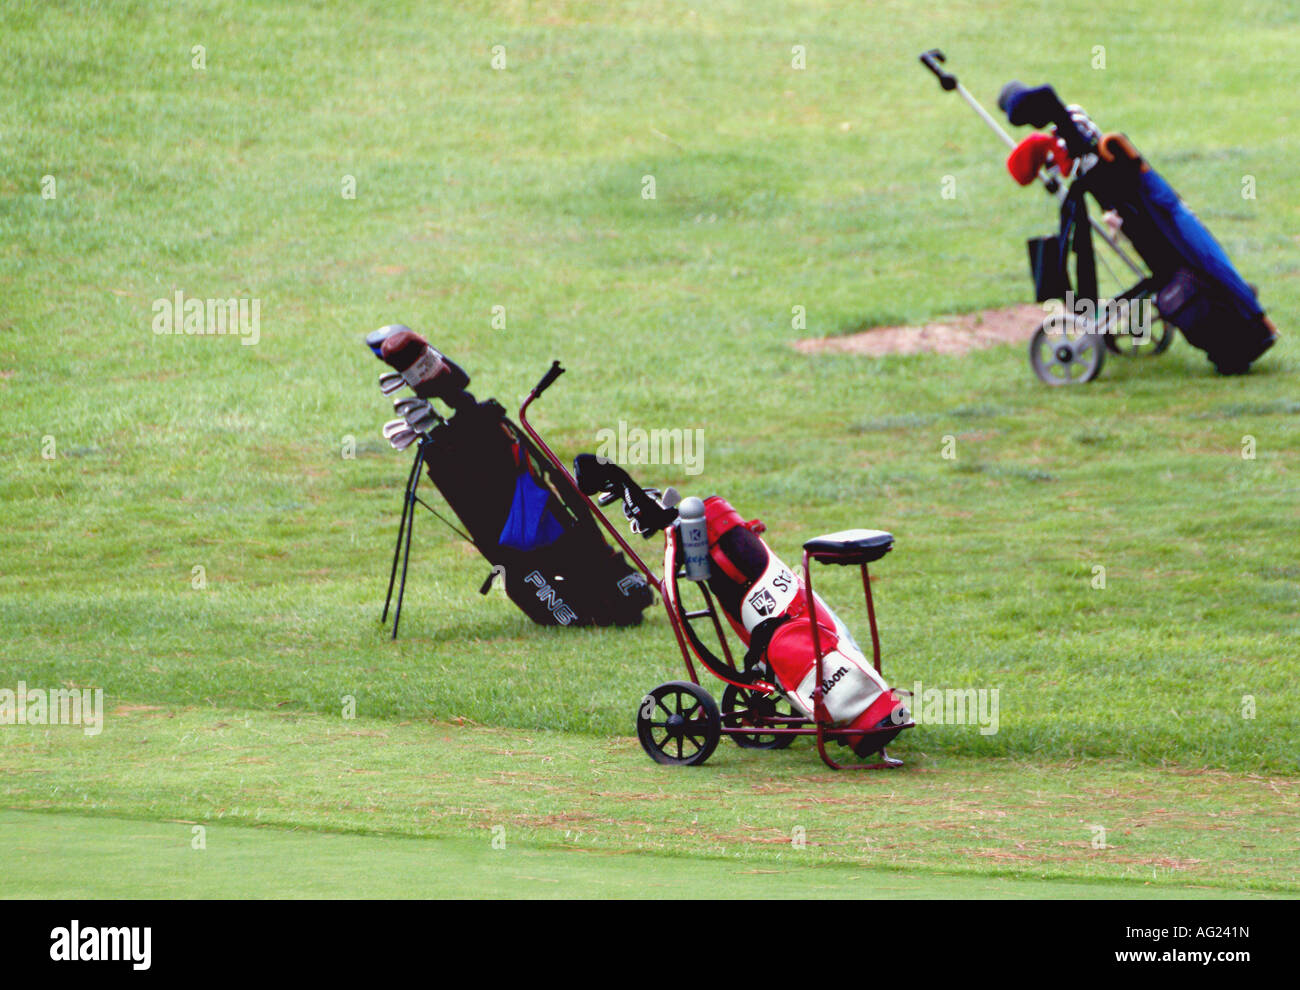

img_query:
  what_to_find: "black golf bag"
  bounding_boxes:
[424,398,652,626]
[1000,80,1277,374]
[368,326,652,629]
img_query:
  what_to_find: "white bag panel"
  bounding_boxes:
[792,641,889,726]
[812,591,864,657]
[739,555,800,632]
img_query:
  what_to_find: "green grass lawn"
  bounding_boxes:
[9,808,1281,900]
[0,0,1296,897]
[1,808,1279,899]
[2,709,1294,896]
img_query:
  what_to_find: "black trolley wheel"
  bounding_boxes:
[720,682,798,750]
[635,681,721,766]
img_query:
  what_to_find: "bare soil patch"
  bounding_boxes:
[795,304,1046,357]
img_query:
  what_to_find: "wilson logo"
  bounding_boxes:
[820,666,849,695]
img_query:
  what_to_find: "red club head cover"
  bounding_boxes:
[1006,131,1072,186]
[1046,128,1074,177]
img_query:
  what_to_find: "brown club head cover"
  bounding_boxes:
[380,330,451,398]
[379,329,431,372]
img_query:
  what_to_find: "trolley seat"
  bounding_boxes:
[802,529,894,565]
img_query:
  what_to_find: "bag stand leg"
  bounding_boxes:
[804,552,904,771]
[381,439,428,640]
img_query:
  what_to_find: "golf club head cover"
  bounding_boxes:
[366,324,411,358]
[573,452,616,496]
[998,81,1095,158]
[999,81,1063,128]
[1006,132,1073,185]
[573,454,676,537]
[701,497,907,750]
[997,80,1028,117]
[378,329,474,408]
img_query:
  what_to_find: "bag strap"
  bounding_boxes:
[742,616,788,678]
[1058,179,1098,303]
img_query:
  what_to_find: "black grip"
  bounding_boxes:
[919,49,957,91]
[533,360,564,397]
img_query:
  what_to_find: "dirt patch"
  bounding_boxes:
[795,304,1046,357]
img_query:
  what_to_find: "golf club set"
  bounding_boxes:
[381,398,436,451]
[369,325,474,450]
[363,325,653,637]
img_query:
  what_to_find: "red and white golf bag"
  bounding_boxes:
[700,497,908,755]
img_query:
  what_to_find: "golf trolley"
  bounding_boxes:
[518,362,913,770]
[920,50,1277,385]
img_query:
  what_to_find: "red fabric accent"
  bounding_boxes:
[1048,130,1075,177]
[510,441,537,480]
[1006,132,1072,186]
[703,497,749,584]
[703,496,745,538]
[764,615,839,699]
[766,612,901,733]
[709,544,746,586]
[843,688,906,737]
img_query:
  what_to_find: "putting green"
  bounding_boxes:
[0,811,1273,900]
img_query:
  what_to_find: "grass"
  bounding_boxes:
[0,0,1297,897]
[6,810,1275,900]
[1,708,1294,895]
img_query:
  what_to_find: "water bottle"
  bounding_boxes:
[677,496,711,582]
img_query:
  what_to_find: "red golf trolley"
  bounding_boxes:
[519,362,914,770]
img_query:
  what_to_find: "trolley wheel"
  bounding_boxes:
[1103,315,1175,357]
[1029,316,1105,385]
[635,681,721,766]
[720,683,797,750]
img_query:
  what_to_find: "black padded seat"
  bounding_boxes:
[802,529,894,564]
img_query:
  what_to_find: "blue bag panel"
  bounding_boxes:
[499,469,566,552]
[1139,170,1262,319]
